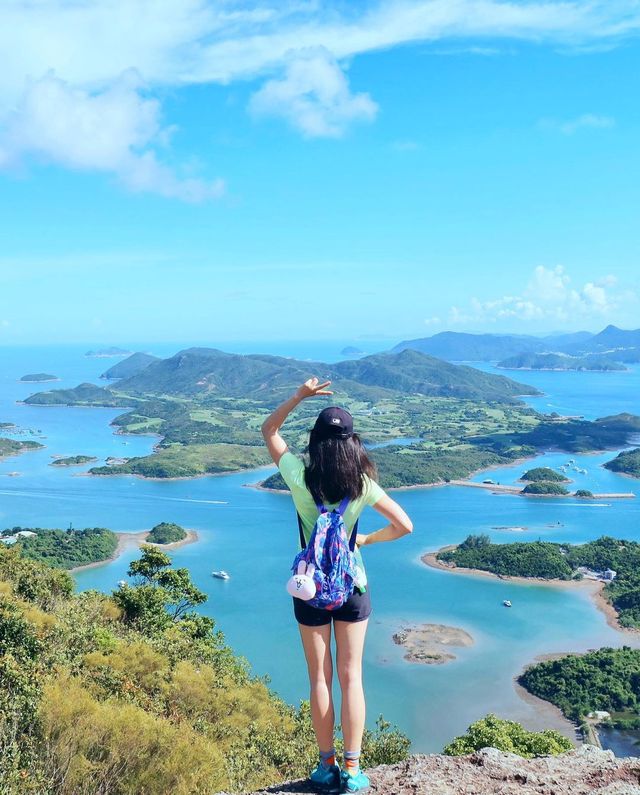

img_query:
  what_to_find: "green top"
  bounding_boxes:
[277,451,386,574]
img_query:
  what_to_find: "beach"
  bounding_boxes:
[422,547,635,634]
[68,528,199,574]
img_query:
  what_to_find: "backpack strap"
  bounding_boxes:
[296,513,306,550]
[297,497,359,551]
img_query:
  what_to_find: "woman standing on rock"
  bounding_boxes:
[262,377,413,793]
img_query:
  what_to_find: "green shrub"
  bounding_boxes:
[444,714,572,757]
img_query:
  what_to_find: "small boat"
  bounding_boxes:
[503,600,512,608]
[212,570,230,580]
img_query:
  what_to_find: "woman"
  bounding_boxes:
[262,377,413,794]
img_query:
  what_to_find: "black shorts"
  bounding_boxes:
[293,585,372,627]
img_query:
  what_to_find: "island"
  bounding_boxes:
[497,353,626,372]
[340,346,365,356]
[605,448,640,478]
[426,535,640,629]
[19,373,59,382]
[146,521,187,544]
[0,438,44,460]
[520,482,569,496]
[519,467,569,483]
[50,455,98,467]
[22,345,640,486]
[393,623,474,664]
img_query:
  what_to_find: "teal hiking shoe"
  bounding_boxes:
[341,769,370,793]
[309,762,341,794]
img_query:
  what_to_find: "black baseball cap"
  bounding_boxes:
[313,406,354,440]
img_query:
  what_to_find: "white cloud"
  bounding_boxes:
[0,71,223,201]
[445,266,632,325]
[1,319,10,328]
[249,49,377,137]
[539,113,616,134]
[1,1,640,194]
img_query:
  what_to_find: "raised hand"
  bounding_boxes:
[296,377,333,400]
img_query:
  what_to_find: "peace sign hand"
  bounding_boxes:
[295,377,333,400]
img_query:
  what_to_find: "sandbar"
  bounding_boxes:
[393,622,474,665]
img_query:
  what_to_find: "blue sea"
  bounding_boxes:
[1,343,639,754]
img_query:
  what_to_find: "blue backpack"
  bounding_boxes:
[291,497,361,610]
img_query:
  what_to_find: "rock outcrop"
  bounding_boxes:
[220,746,640,795]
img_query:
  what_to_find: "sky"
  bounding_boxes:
[0,0,639,345]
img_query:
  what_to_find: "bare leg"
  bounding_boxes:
[298,622,335,751]
[334,619,368,752]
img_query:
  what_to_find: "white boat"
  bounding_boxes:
[212,570,230,580]
[503,600,512,608]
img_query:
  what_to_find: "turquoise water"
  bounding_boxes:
[1,344,639,752]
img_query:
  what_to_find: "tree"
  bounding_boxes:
[114,546,206,631]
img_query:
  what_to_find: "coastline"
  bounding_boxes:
[85,462,275,482]
[68,528,199,574]
[512,677,581,744]
[421,546,635,634]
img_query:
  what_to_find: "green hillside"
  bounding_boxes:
[114,348,537,402]
[101,352,159,379]
[8,526,118,569]
[520,647,640,726]
[0,544,408,793]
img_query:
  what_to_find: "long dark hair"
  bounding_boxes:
[304,428,377,504]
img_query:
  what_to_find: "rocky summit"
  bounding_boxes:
[219,746,640,795]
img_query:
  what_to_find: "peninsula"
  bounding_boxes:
[425,535,640,629]
[604,448,640,478]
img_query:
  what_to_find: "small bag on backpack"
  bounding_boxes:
[286,497,366,610]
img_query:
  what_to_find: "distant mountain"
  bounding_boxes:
[101,352,159,380]
[561,325,640,360]
[497,353,626,372]
[542,331,594,347]
[109,347,540,402]
[392,332,548,361]
[391,327,640,362]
